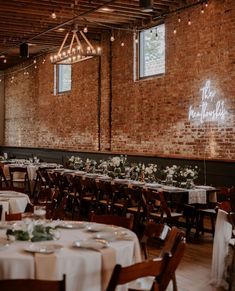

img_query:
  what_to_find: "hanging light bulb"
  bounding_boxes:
[3,59,7,63]
[188,18,192,26]
[205,1,208,7]
[173,28,177,34]
[178,16,181,23]
[51,11,57,19]
[83,25,88,33]
[110,35,115,42]
[201,6,205,14]
[121,42,125,47]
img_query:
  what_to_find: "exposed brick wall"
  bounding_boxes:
[3,0,235,160]
[111,0,235,159]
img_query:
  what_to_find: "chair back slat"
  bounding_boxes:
[90,213,134,230]
[0,275,66,291]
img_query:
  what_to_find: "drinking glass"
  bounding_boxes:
[33,205,46,220]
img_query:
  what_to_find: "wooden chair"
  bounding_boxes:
[9,166,31,195]
[5,212,22,221]
[79,177,98,218]
[141,223,183,291]
[0,205,2,220]
[142,189,182,226]
[0,166,9,188]
[141,222,171,259]
[90,213,134,230]
[95,179,114,214]
[106,226,186,291]
[0,275,66,291]
[124,186,145,233]
[197,198,232,237]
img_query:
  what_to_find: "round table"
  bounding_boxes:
[0,221,142,291]
[0,191,30,220]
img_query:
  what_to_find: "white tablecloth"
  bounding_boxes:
[0,191,30,220]
[0,221,141,291]
[211,209,233,289]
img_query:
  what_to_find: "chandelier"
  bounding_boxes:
[50,24,101,64]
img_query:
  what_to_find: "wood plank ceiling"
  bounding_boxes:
[0,0,189,70]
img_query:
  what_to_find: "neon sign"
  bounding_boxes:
[188,80,228,124]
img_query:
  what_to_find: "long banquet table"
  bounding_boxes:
[59,169,217,205]
[0,220,142,291]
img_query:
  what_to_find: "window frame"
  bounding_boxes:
[54,64,72,95]
[137,23,166,80]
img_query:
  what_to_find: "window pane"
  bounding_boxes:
[139,24,165,78]
[58,64,71,93]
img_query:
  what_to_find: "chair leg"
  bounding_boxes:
[172,273,178,291]
[210,213,215,236]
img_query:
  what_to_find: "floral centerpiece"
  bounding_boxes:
[68,156,84,170]
[6,221,60,242]
[162,165,180,185]
[179,166,199,188]
[129,163,142,181]
[84,158,97,173]
[105,155,128,178]
[144,163,158,182]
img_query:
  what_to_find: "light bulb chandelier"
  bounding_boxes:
[50,24,101,65]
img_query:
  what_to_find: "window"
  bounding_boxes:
[54,64,72,94]
[139,24,165,78]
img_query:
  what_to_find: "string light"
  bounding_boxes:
[188,18,192,25]
[51,11,57,19]
[121,42,124,47]
[110,35,115,42]
[178,16,181,23]
[83,25,88,33]
[173,28,177,34]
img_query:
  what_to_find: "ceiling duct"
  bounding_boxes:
[139,0,154,12]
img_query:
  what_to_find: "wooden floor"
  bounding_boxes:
[147,233,226,291]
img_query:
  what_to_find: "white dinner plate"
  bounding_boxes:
[0,222,9,229]
[0,241,9,250]
[57,221,86,229]
[24,243,63,254]
[93,230,130,242]
[85,223,106,232]
[73,239,109,250]
[93,231,116,242]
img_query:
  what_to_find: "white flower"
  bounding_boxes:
[145,167,153,175]
[69,156,75,162]
[111,157,121,167]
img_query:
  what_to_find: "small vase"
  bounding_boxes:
[166,174,173,186]
[186,179,194,189]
